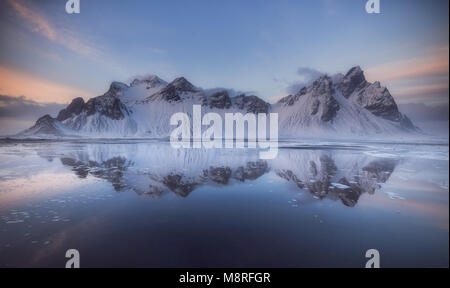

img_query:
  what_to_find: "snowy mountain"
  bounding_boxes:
[273,66,417,137]
[18,66,419,139]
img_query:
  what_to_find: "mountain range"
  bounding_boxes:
[18,66,419,139]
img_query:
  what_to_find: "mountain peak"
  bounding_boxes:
[170,77,196,92]
[19,66,420,138]
[106,82,128,98]
[130,75,167,87]
[346,65,363,76]
[36,114,54,125]
[310,75,334,96]
[19,114,67,137]
[339,66,367,98]
[56,97,85,122]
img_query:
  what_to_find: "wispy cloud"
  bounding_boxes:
[6,0,100,58]
[286,67,324,94]
[7,0,57,40]
[150,48,167,55]
[0,94,67,135]
[391,82,449,103]
[398,102,449,122]
[0,65,96,104]
[365,46,449,105]
[365,46,449,82]
[0,94,65,120]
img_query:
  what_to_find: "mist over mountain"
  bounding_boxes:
[15,66,421,139]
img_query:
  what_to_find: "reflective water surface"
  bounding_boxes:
[0,140,448,267]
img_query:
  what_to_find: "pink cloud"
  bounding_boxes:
[0,65,96,104]
[365,46,449,83]
[7,0,57,41]
[7,0,102,60]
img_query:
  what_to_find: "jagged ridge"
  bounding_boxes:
[18,66,419,139]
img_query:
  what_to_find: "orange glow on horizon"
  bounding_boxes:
[365,46,449,83]
[0,66,96,104]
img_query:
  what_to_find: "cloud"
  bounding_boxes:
[365,46,449,82]
[0,95,67,135]
[150,48,168,55]
[0,65,96,104]
[0,95,65,120]
[286,67,324,94]
[365,46,449,106]
[398,102,449,122]
[391,82,449,105]
[6,0,118,68]
[7,0,57,41]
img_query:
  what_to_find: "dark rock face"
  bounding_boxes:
[130,75,165,88]
[36,114,55,126]
[171,77,197,92]
[232,94,270,114]
[105,82,128,97]
[311,99,320,115]
[277,76,340,122]
[157,85,182,102]
[320,93,340,122]
[23,67,419,137]
[76,82,130,120]
[278,87,307,106]
[337,67,416,128]
[152,77,198,102]
[57,97,85,122]
[310,75,335,97]
[311,76,340,122]
[25,115,64,136]
[85,95,129,120]
[207,91,232,109]
[338,66,368,98]
[278,95,295,106]
[277,67,416,128]
[56,82,130,122]
[353,81,403,122]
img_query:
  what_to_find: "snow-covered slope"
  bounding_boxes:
[273,66,417,137]
[17,66,420,139]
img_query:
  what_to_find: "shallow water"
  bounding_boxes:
[0,140,448,267]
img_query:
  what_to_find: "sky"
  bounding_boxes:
[0,0,448,134]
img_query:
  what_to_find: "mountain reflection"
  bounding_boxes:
[275,154,396,207]
[50,143,397,206]
[60,157,132,191]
